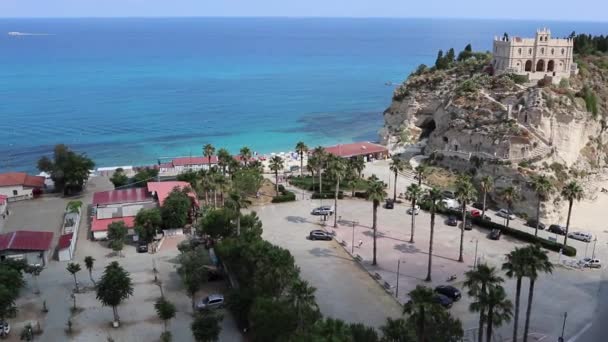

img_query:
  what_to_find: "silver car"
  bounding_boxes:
[196,294,225,311]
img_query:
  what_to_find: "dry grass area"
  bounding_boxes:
[249,178,278,206]
[425,166,459,189]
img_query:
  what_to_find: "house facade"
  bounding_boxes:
[91,187,155,240]
[0,172,45,201]
[0,230,54,267]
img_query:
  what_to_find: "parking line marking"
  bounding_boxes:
[567,322,592,342]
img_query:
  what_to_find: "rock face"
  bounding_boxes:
[382,54,608,222]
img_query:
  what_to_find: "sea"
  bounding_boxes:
[0,17,606,172]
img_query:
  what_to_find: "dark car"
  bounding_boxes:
[435,285,461,301]
[442,190,456,199]
[446,216,458,226]
[472,202,484,210]
[136,242,148,253]
[385,199,394,209]
[548,224,566,235]
[526,219,546,230]
[309,230,332,241]
[459,220,473,231]
[434,293,454,308]
[489,229,502,240]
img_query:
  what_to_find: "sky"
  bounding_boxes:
[0,0,606,22]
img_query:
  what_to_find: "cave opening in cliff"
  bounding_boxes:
[418,118,436,139]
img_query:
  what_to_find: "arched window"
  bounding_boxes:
[529,48,532,54]
[518,48,522,55]
[551,48,554,55]
[561,48,565,55]
[541,48,545,54]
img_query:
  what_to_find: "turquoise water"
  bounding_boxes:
[0,18,606,172]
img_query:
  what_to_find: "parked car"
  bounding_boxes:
[525,218,546,230]
[309,230,332,241]
[442,199,460,210]
[385,199,395,209]
[469,209,481,218]
[579,257,601,269]
[434,293,453,308]
[0,320,10,337]
[197,294,225,311]
[311,206,334,216]
[489,229,502,240]
[434,285,461,301]
[568,231,593,242]
[406,205,420,215]
[472,202,484,210]
[446,216,458,226]
[459,220,473,230]
[496,209,515,220]
[442,190,456,199]
[136,242,148,253]
[548,224,567,235]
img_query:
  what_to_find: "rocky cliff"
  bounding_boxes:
[381,52,608,222]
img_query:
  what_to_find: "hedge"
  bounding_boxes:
[311,191,344,200]
[272,191,296,203]
[418,202,577,257]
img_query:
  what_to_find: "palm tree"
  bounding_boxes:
[312,146,327,194]
[66,262,81,293]
[479,176,494,220]
[484,285,513,342]
[288,279,319,332]
[464,263,504,342]
[403,285,443,342]
[424,188,443,282]
[200,170,213,206]
[213,173,229,206]
[216,148,231,175]
[406,184,423,243]
[226,191,251,236]
[269,156,284,194]
[455,176,477,263]
[414,164,428,186]
[530,175,553,238]
[96,261,134,325]
[239,146,252,166]
[84,256,96,286]
[349,156,366,179]
[367,176,386,266]
[522,245,553,342]
[203,144,215,170]
[502,247,529,342]
[295,142,309,177]
[389,156,405,201]
[561,181,584,246]
[327,156,347,228]
[501,186,519,228]
[307,155,318,190]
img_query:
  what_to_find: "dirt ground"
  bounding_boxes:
[248,178,278,206]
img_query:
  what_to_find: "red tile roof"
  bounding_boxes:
[92,188,152,206]
[57,233,73,250]
[172,156,218,166]
[0,173,45,188]
[0,195,7,205]
[91,216,136,232]
[323,142,388,158]
[0,230,53,251]
[147,181,199,207]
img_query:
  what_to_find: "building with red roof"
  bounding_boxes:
[323,142,389,161]
[57,233,75,261]
[0,172,46,201]
[147,181,200,207]
[0,230,54,266]
[91,188,154,240]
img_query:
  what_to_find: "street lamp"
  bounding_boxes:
[396,259,405,298]
[559,311,567,342]
[351,221,359,254]
[591,237,598,259]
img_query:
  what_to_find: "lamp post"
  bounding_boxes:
[591,237,598,259]
[351,221,358,254]
[473,239,479,269]
[559,311,567,342]
[396,259,401,298]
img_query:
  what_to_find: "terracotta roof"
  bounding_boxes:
[147,181,199,207]
[57,233,72,250]
[92,188,152,206]
[0,173,45,188]
[172,156,218,166]
[0,230,53,251]
[323,142,388,158]
[91,216,136,232]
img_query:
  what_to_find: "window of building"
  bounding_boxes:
[541,48,545,54]
[518,48,522,55]
[13,190,18,196]
[529,48,532,54]
[561,48,565,55]
[551,48,554,55]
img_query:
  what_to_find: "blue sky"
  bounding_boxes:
[0,0,606,22]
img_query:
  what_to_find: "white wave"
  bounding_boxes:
[7,32,53,36]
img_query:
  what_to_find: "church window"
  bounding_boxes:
[541,48,545,54]
[528,48,532,54]
[518,48,522,55]
[561,48,565,55]
[551,48,554,55]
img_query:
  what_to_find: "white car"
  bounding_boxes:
[496,209,515,220]
[407,205,420,215]
[196,294,225,311]
[579,257,601,269]
[442,199,460,210]
[311,206,334,216]
[568,231,593,242]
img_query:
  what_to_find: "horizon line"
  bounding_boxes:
[0,15,606,24]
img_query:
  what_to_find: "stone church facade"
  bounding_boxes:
[492,28,577,82]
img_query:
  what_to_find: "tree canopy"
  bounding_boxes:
[37,144,94,194]
[161,187,192,228]
[191,312,223,342]
[134,208,163,243]
[132,168,159,187]
[110,168,129,188]
[96,262,134,323]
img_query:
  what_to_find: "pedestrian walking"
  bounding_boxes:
[358,239,363,248]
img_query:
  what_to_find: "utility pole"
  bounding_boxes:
[592,237,598,259]
[396,260,401,298]
[351,221,356,254]
[473,239,479,269]
[559,312,567,342]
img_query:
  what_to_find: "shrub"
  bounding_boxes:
[537,78,551,88]
[354,191,368,199]
[272,190,296,203]
[506,73,529,84]
[558,78,570,89]
[311,191,344,200]
[278,184,286,193]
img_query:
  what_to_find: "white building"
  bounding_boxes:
[0,172,46,201]
[492,28,577,82]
